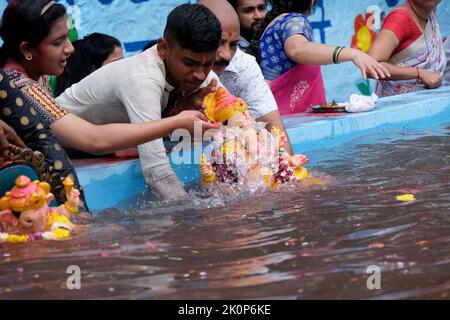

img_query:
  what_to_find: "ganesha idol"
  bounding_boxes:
[199,87,309,190]
[0,175,80,244]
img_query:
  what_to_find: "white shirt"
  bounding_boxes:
[219,48,278,119]
[56,47,218,186]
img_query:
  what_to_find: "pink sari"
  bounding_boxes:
[269,64,326,115]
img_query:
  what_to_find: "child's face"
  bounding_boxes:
[29,16,74,78]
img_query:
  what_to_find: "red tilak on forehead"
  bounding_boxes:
[202,56,206,64]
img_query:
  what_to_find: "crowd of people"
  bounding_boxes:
[0,0,448,209]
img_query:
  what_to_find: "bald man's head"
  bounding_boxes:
[197,0,241,76]
[198,0,240,34]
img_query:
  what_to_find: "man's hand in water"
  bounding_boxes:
[0,120,25,156]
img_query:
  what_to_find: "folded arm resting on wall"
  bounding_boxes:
[284,34,390,80]
[368,30,443,88]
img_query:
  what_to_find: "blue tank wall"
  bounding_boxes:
[1,0,449,101]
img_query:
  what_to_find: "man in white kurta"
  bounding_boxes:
[56,4,222,200]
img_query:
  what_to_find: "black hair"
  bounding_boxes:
[164,4,222,53]
[227,0,240,10]
[227,0,269,10]
[254,0,314,42]
[0,0,67,67]
[55,33,122,96]
[251,0,314,60]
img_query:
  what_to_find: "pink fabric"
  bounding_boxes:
[269,64,326,115]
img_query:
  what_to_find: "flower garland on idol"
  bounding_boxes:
[200,88,309,189]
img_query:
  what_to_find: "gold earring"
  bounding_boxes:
[25,54,33,61]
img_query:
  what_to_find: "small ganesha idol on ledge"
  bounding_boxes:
[200,87,309,190]
[0,175,80,244]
